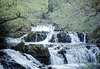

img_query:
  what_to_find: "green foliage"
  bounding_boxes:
[0,24,10,43]
[0,0,17,18]
[0,0,100,42]
[14,41,25,52]
[25,44,50,65]
[0,0,49,36]
[48,0,100,36]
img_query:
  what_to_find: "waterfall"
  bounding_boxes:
[49,48,64,65]
[2,49,41,69]
[65,46,97,63]
[82,32,86,43]
[6,24,87,44]
[4,24,100,69]
[46,43,99,65]
[68,32,81,43]
[0,63,4,69]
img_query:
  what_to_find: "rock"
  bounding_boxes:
[54,26,63,31]
[78,32,89,43]
[0,51,26,69]
[78,33,84,42]
[48,67,52,69]
[24,32,48,42]
[25,44,50,65]
[58,49,68,64]
[0,43,7,50]
[13,43,50,65]
[86,46,91,50]
[12,41,25,52]
[96,52,100,63]
[50,32,71,43]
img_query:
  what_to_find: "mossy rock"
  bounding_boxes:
[24,32,48,42]
[25,44,50,65]
[50,32,71,43]
[12,41,25,52]
[13,43,50,65]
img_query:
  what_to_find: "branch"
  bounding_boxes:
[0,11,29,25]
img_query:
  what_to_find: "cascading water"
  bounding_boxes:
[68,32,81,43]
[0,63,4,69]
[2,49,41,69]
[49,47,64,65]
[3,24,100,69]
[82,32,87,43]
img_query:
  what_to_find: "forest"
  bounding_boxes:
[0,0,100,69]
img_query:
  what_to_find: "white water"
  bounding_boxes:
[4,24,100,69]
[3,49,41,69]
[68,32,81,43]
[6,24,87,45]
[46,43,99,65]
[49,48,64,65]
[82,32,86,43]
[0,63,4,69]
[31,24,55,33]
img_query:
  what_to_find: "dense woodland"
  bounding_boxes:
[0,0,100,43]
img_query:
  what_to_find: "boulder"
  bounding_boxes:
[0,51,26,69]
[58,49,68,64]
[13,43,50,65]
[0,43,7,50]
[24,32,48,42]
[25,44,50,65]
[50,32,71,43]
[78,32,89,43]
[78,33,84,42]
[12,41,25,53]
[54,26,63,31]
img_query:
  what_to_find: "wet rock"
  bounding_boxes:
[86,46,91,50]
[54,26,63,31]
[58,49,68,64]
[96,52,100,63]
[0,43,7,50]
[0,51,26,69]
[50,32,71,43]
[25,44,50,65]
[78,33,84,42]
[12,41,25,52]
[24,32,48,42]
[48,67,52,69]
[13,43,50,65]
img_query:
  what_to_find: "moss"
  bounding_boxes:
[13,41,25,52]
[25,44,50,65]
[24,32,47,42]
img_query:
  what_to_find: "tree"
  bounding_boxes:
[0,0,28,25]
